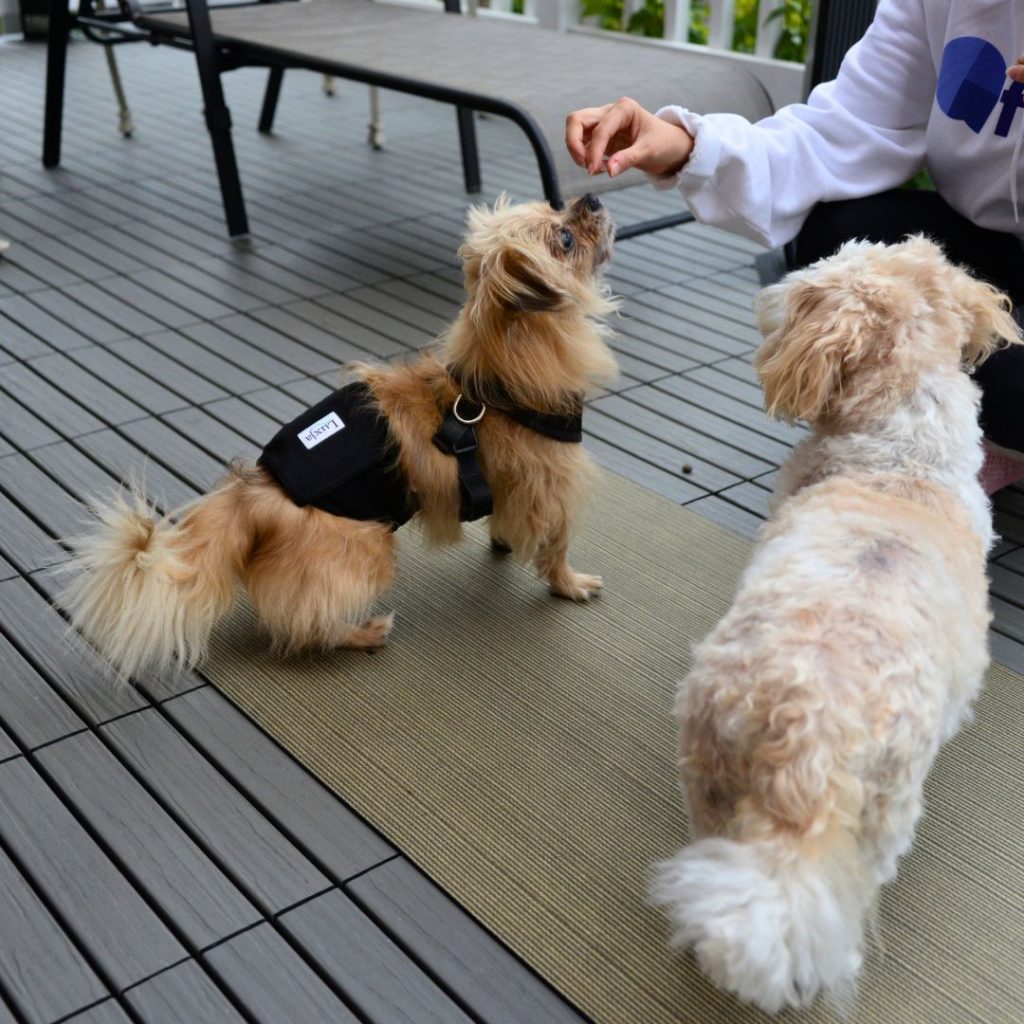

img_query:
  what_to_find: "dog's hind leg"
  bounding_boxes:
[243,507,397,654]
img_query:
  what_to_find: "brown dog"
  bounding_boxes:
[61,195,619,677]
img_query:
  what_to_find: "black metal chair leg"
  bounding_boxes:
[184,0,249,236]
[258,67,284,134]
[43,0,71,168]
[456,107,481,194]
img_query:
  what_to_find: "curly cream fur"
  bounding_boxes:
[652,237,1021,1014]
[59,196,618,677]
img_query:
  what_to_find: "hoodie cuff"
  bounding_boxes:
[647,105,720,190]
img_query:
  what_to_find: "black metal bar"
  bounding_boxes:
[455,107,481,194]
[42,0,71,168]
[614,210,694,241]
[183,0,249,236]
[441,0,481,195]
[258,66,284,134]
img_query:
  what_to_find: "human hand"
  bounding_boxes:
[1008,56,1024,83]
[565,97,694,179]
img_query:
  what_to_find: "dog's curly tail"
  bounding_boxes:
[650,827,872,1015]
[60,475,253,679]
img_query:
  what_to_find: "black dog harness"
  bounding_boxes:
[258,377,583,529]
[259,382,415,528]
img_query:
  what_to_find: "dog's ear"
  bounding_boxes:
[950,269,1021,366]
[472,244,566,320]
[754,277,858,423]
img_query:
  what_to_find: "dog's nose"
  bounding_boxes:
[581,193,602,212]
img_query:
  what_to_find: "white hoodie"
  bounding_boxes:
[655,0,1024,248]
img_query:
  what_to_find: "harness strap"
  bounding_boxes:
[447,369,584,443]
[433,397,493,522]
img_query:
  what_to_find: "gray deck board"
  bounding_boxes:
[351,858,587,1024]
[203,924,362,1024]
[124,960,248,1024]
[2,32,1022,1024]
[0,723,19,763]
[37,732,264,949]
[279,888,477,1024]
[63,1002,133,1024]
[0,629,86,750]
[0,758,187,990]
[26,351,151,426]
[0,577,146,722]
[0,453,93,543]
[0,492,67,575]
[0,847,108,1024]
[162,687,395,881]
[101,710,331,915]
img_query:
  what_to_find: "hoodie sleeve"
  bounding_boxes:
[654,0,936,248]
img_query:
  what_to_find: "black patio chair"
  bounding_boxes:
[42,0,774,239]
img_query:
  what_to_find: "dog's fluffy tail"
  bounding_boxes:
[60,476,252,678]
[650,827,871,1014]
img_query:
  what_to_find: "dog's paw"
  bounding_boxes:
[346,613,395,650]
[551,572,603,602]
[491,537,513,556]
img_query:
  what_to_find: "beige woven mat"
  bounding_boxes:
[205,471,1023,1024]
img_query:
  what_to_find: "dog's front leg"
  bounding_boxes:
[535,536,602,601]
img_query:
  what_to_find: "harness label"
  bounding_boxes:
[298,411,345,449]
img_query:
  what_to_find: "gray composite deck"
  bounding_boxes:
[1,26,1024,1024]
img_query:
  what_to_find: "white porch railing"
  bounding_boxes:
[382,0,810,108]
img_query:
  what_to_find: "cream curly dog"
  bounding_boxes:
[652,237,1020,1013]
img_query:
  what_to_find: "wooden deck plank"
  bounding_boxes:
[349,858,588,1024]
[94,417,226,496]
[0,847,108,1024]
[0,758,187,990]
[0,307,57,361]
[20,289,131,346]
[0,491,67,575]
[0,578,146,722]
[279,888,477,1024]
[24,352,149,427]
[124,960,248,1024]
[685,493,765,541]
[101,710,331,915]
[1,362,107,443]
[0,453,93,544]
[0,723,19,763]
[106,337,233,406]
[159,406,259,467]
[202,314,338,378]
[63,1001,133,1024]
[38,732,263,949]
[248,303,404,362]
[203,924,362,1024]
[60,346,193,417]
[162,687,395,880]
[0,630,86,751]
[33,433,199,519]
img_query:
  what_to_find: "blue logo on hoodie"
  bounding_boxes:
[937,36,1021,135]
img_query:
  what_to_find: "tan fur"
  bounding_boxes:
[652,238,1022,1014]
[60,196,618,677]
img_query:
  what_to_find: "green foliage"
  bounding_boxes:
[903,170,936,191]
[578,0,812,62]
[764,0,812,63]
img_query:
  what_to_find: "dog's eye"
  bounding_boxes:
[559,228,575,253]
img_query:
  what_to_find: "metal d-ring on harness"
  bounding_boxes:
[433,394,494,521]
